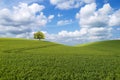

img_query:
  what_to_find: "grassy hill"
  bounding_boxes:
[0,38,120,80]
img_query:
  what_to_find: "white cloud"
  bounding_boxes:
[76,3,113,27]
[76,3,96,19]
[58,14,63,17]
[0,0,44,9]
[57,19,73,26]
[48,15,54,22]
[76,3,113,40]
[0,2,53,38]
[28,3,45,13]
[109,10,120,26]
[50,0,95,10]
[44,27,111,45]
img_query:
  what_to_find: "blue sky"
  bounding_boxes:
[0,0,120,45]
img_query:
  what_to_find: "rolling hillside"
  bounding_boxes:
[0,38,120,80]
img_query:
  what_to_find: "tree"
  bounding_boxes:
[34,31,45,40]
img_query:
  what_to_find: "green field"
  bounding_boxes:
[0,38,120,80]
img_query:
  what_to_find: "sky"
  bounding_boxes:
[0,0,120,45]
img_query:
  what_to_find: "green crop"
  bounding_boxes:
[0,38,120,80]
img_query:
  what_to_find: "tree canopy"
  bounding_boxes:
[34,31,45,40]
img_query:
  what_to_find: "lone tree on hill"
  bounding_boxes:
[34,31,45,40]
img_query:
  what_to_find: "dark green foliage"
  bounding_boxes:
[34,31,45,40]
[0,38,120,80]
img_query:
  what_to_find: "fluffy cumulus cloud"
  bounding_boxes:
[0,2,54,38]
[48,15,55,22]
[45,3,120,45]
[76,3,113,40]
[109,10,120,26]
[50,0,95,10]
[0,0,44,9]
[44,28,112,45]
[57,19,73,26]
